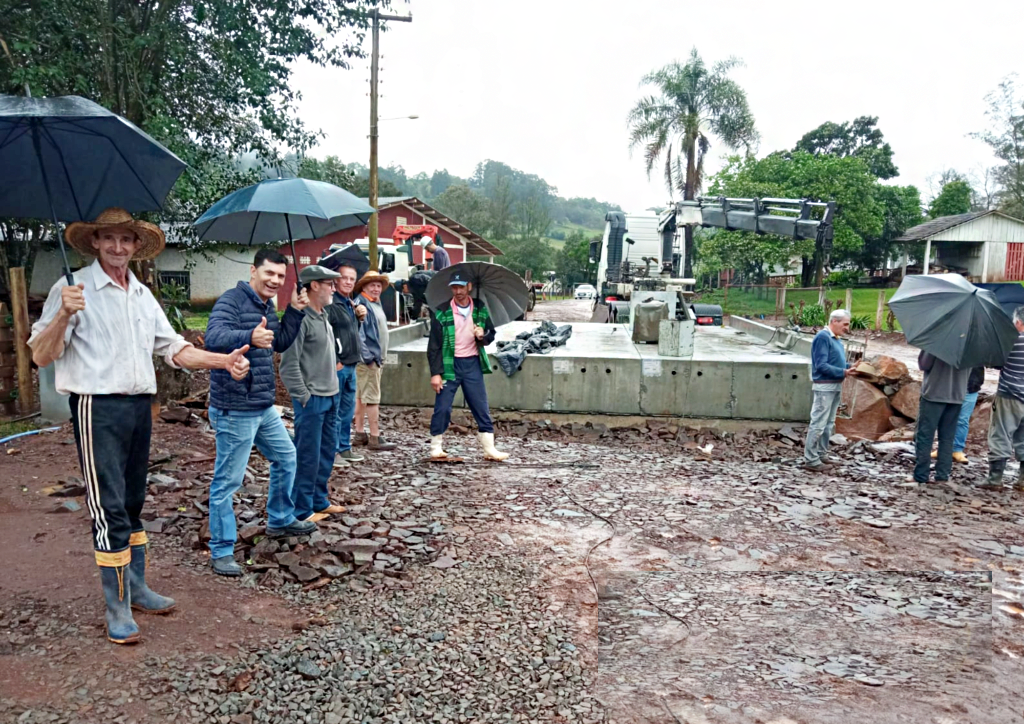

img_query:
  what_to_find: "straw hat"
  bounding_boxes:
[65,208,166,261]
[353,272,391,297]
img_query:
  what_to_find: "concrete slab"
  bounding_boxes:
[380,321,813,421]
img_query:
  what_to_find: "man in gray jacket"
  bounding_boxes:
[281,266,346,522]
[912,351,971,484]
[986,306,1024,490]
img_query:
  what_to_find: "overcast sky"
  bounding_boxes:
[290,0,1020,215]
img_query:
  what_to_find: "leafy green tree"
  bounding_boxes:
[298,156,357,189]
[928,180,973,218]
[498,237,554,281]
[627,47,759,277]
[971,74,1024,219]
[858,184,923,270]
[555,230,597,288]
[794,116,899,180]
[433,184,490,235]
[707,151,883,285]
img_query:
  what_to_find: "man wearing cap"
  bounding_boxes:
[323,261,367,467]
[281,265,348,521]
[352,272,397,450]
[427,273,509,461]
[203,248,315,578]
[422,236,450,272]
[28,208,252,644]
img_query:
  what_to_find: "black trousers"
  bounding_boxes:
[914,397,960,482]
[69,394,152,561]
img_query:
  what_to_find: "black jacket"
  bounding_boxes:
[968,366,985,395]
[325,292,363,366]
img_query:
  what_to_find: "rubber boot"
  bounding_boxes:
[99,563,140,644]
[982,459,1006,489]
[478,432,509,461]
[429,435,447,459]
[128,538,176,615]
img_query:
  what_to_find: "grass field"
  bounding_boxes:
[184,312,211,330]
[696,287,900,326]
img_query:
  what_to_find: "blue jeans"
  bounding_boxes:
[291,394,340,520]
[430,357,494,436]
[336,365,357,452]
[953,391,979,453]
[803,387,842,464]
[208,406,297,560]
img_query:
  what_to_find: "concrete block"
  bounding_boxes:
[731,360,810,421]
[550,355,641,415]
[485,354,553,412]
[638,357,693,416]
[658,320,694,357]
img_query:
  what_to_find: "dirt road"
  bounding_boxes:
[1,409,1021,724]
[530,298,596,323]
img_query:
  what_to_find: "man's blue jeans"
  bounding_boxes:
[336,365,357,452]
[430,357,494,436]
[208,406,297,560]
[291,394,340,520]
[954,391,980,453]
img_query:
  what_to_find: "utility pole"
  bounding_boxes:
[368,8,412,272]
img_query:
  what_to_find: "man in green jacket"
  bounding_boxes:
[426,273,508,461]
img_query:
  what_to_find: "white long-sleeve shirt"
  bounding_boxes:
[28,259,191,395]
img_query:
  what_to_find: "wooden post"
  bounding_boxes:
[923,238,931,275]
[0,303,16,416]
[845,288,853,313]
[9,267,34,414]
[775,287,781,317]
[875,289,886,331]
[818,287,825,306]
[981,241,990,282]
[779,287,786,317]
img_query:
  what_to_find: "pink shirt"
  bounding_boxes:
[452,299,478,358]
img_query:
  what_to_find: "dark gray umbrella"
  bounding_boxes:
[889,273,1019,368]
[0,95,187,283]
[425,262,530,327]
[319,243,370,279]
[193,177,374,288]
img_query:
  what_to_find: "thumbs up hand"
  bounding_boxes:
[226,344,251,380]
[251,316,275,349]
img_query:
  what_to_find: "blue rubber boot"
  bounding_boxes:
[99,564,140,644]
[128,543,176,614]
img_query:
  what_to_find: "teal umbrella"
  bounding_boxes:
[889,273,1018,368]
[193,178,375,285]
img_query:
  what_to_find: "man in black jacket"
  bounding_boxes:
[931,366,984,465]
[325,262,367,466]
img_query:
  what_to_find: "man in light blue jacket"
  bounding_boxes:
[802,309,856,470]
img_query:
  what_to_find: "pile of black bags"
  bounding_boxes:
[494,321,573,377]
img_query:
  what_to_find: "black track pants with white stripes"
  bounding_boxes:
[69,394,153,558]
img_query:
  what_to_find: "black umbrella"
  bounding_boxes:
[319,243,371,279]
[0,95,186,283]
[425,262,530,327]
[974,282,1024,318]
[889,273,1019,368]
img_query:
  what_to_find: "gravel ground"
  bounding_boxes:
[2,407,1022,724]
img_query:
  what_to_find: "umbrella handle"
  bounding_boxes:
[287,222,302,294]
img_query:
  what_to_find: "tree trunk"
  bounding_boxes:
[683,137,698,279]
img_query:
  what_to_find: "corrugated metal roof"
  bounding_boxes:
[896,211,993,241]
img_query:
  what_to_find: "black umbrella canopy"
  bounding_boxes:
[974,282,1024,318]
[889,273,1019,368]
[0,95,186,221]
[425,262,530,328]
[319,243,371,280]
[0,94,187,283]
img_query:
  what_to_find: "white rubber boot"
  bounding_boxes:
[429,435,448,459]
[478,432,509,461]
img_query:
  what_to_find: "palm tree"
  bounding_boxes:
[628,48,759,277]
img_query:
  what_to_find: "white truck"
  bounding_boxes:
[322,238,411,285]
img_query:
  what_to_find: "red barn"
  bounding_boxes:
[276,196,501,307]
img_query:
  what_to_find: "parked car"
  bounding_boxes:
[574,284,596,300]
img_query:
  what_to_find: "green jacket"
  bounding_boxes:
[427,299,496,380]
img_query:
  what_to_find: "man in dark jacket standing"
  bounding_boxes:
[931,366,984,464]
[912,351,971,484]
[203,249,317,577]
[325,261,367,466]
[802,309,855,470]
[427,273,508,461]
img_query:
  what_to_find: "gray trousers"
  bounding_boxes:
[987,394,1024,462]
[804,387,842,464]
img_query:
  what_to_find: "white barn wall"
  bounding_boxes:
[154,245,259,306]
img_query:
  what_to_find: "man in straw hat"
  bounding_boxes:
[352,271,397,450]
[28,208,252,645]
[426,271,509,461]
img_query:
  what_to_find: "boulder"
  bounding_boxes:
[888,415,912,429]
[869,355,909,382]
[835,377,894,440]
[890,381,921,419]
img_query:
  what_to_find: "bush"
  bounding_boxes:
[850,314,871,330]
[787,301,827,328]
[825,270,861,287]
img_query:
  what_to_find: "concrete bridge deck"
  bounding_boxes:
[380,321,812,421]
